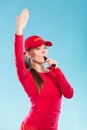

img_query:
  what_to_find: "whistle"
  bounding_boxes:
[44,56,56,67]
[44,56,48,61]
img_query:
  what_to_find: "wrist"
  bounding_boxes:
[16,26,23,35]
[16,29,23,35]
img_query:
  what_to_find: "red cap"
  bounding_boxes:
[24,35,52,51]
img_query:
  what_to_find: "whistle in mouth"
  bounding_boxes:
[44,56,48,61]
[44,56,56,67]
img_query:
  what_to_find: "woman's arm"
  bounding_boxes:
[49,65,74,99]
[54,67,74,98]
[45,55,74,99]
[14,9,33,93]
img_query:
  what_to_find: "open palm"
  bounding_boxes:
[16,9,29,34]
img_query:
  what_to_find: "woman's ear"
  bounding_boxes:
[24,51,32,69]
[25,51,31,58]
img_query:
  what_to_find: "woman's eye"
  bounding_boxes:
[35,46,47,50]
[45,46,47,49]
[36,47,40,50]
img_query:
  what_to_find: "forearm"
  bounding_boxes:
[54,67,74,98]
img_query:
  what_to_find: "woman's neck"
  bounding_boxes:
[32,63,48,73]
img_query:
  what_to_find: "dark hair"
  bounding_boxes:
[24,53,44,93]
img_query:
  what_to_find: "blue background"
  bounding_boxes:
[0,0,87,130]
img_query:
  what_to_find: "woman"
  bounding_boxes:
[14,9,74,130]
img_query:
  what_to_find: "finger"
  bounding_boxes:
[46,58,50,62]
[16,16,19,23]
[21,9,29,19]
[46,59,57,67]
[23,12,29,23]
[46,59,51,66]
[19,9,27,18]
[21,10,29,24]
[19,9,29,21]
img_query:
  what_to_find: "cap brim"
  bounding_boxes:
[44,41,52,46]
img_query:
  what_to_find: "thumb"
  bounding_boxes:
[16,16,19,23]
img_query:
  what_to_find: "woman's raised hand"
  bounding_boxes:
[16,9,30,35]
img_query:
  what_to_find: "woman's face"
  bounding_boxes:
[28,44,48,64]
